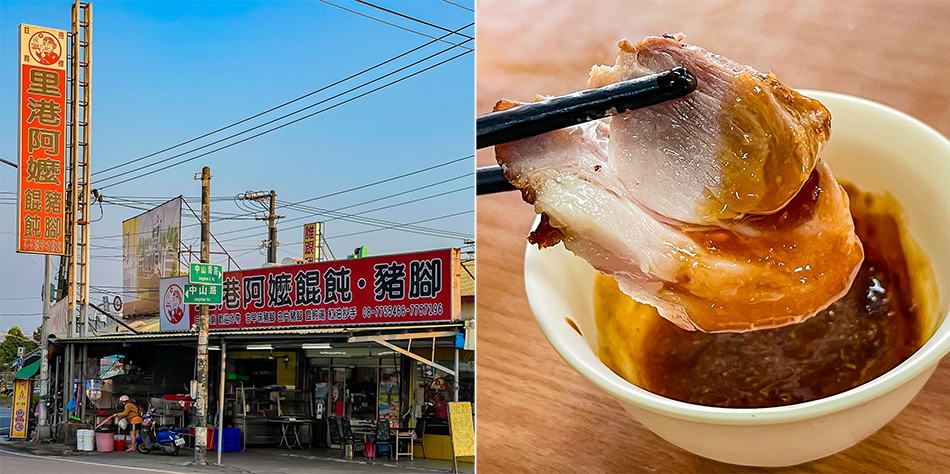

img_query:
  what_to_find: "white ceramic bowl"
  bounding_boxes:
[524,91,950,466]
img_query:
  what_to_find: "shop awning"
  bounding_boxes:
[14,359,40,379]
[54,322,463,343]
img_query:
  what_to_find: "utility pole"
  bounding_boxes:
[194,166,211,464]
[38,256,51,440]
[267,190,277,264]
[236,190,283,264]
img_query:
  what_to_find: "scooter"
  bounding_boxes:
[136,409,185,456]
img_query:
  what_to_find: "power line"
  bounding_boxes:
[97,49,472,190]
[216,185,472,244]
[440,0,474,12]
[92,22,472,179]
[353,0,474,40]
[90,154,471,241]
[318,0,473,50]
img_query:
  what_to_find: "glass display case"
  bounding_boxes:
[235,388,313,446]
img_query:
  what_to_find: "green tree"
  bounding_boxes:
[0,326,38,364]
[32,326,42,343]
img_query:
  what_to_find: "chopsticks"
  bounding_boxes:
[476,66,697,195]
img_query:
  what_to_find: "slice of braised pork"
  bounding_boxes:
[495,34,864,333]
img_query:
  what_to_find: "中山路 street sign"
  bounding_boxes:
[189,262,223,285]
[183,283,223,305]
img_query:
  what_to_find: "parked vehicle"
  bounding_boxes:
[136,408,185,455]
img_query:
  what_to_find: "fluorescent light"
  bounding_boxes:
[208,346,220,351]
[302,343,331,349]
[318,351,347,355]
[245,344,273,350]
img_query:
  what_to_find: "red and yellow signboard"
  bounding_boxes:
[160,249,461,330]
[10,378,33,439]
[18,24,67,255]
[303,222,320,263]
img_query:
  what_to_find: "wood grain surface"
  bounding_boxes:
[475,1,950,472]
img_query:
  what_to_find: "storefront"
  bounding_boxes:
[47,248,473,459]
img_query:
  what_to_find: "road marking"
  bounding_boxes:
[0,446,192,473]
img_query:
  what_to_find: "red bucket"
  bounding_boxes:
[115,438,127,451]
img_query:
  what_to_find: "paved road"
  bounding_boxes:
[0,447,200,473]
[0,407,11,436]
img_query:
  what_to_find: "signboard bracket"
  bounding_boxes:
[368,339,456,377]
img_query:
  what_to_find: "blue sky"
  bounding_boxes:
[0,0,475,334]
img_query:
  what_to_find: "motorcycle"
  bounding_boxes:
[136,409,185,455]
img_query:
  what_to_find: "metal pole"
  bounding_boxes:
[267,190,277,264]
[53,354,60,431]
[39,257,51,436]
[63,344,71,423]
[194,166,211,464]
[79,344,87,421]
[453,348,459,402]
[216,341,226,465]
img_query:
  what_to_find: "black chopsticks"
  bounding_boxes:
[476,67,696,195]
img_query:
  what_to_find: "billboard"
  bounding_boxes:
[122,197,182,316]
[158,249,460,330]
[48,297,68,334]
[17,24,67,255]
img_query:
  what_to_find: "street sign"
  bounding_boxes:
[16,357,24,368]
[183,283,223,305]
[189,263,223,285]
[17,346,25,358]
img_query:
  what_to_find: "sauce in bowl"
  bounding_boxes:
[595,185,935,408]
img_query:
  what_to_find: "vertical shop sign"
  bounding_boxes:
[159,276,195,331]
[302,222,320,263]
[10,379,33,438]
[17,24,67,255]
[448,402,475,457]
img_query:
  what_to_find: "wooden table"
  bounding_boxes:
[475,1,950,472]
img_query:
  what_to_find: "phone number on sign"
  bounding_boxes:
[362,303,444,319]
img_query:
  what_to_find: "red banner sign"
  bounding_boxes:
[195,249,460,330]
[18,24,68,255]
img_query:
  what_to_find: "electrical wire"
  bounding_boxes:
[353,0,474,40]
[440,0,474,12]
[96,49,472,190]
[92,22,472,179]
[318,0,473,49]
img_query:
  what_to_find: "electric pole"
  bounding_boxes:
[267,190,277,263]
[236,190,283,264]
[194,166,211,464]
[38,256,51,440]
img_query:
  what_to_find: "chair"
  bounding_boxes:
[327,417,341,450]
[337,417,363,459]
[373,419,395,460]
[394,424,414,460]
[412,418,426,458]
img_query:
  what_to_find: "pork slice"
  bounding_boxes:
[494,36,863,332]
[588,33,831,225]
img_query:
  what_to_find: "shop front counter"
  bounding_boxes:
[234,388,314,448]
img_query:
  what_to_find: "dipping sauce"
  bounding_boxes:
[595,186,934,408]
